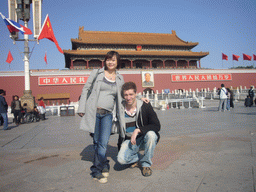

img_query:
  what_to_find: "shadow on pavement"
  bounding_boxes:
[235,112,256,115]
[80,144,131,171]
[1,125,17,131]
[80,144,119,163]
[113,162,132,171]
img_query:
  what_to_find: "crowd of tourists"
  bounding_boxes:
[218,84,255,111]
[0,92,46,130]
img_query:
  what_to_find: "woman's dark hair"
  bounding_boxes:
[39,97,44,101]
[12,95,19,101]
[104,51,121,70]
[121,82,137,98]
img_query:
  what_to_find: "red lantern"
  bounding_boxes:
[137,45,142,51]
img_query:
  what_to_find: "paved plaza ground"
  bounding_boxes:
[0,100,255,192]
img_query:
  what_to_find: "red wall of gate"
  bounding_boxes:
[1,71,255,106]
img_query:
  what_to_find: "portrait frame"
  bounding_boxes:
[141,71,154,87]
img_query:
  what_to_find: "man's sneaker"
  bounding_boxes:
[92,174,107,184]
[102,168,109,177]
[142,167,152,177]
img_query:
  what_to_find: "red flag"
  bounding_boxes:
[253,54,256,61]
[222,53,228,60]
[6,51,13,63]
[44,52,48,64]
[38,15,63,54]
[243,54,252,61]
[232,54,240,61]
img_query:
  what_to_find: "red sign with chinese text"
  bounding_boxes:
[38,76,89,86]
[171,74,232,82]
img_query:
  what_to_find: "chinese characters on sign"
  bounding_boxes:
[38,76,89,86]
[171,74,232,82]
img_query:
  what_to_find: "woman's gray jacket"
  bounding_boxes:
[77,68,124,133]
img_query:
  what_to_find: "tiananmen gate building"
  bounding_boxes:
[1,27,255,106]
[63,27,209,70]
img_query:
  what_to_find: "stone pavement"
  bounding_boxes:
[0,100,255,192]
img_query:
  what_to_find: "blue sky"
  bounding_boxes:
[0,0,255,71]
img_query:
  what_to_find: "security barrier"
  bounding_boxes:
[60,106,75,116]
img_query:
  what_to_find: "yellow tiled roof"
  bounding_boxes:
[63,49,209,57]
[71,27,198,47]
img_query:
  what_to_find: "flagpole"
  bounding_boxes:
[24,20,30,91]
[21,20,34,109]
[221,51,223,69]
[222,54,223,69]
[45,51,47,67]
[252,53,253,68]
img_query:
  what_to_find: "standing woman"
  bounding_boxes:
[78,51,125,184]
[229,88,234,108]
[38,97,46,120]
[226,88,231,111]
[11,95,22,126]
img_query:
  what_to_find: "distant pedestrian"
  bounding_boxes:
[248,86,254,106]
[33,106,40,121]
[244,96,251,107]
[226,88,232,111]
[11,95,22,126]
[218,84,228,112]
[229,88,234,108]
[38,97,46,120]
[22,103,33,113]
[0,89,8,130]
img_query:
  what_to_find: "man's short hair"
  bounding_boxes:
[121,82,137,97]
[221,84,225,87]
[145,73,151,76]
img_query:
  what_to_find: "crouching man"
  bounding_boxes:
[117,82,161,177]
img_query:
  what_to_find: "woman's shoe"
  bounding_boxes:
[102,168,109,177]
[92,174,107,184]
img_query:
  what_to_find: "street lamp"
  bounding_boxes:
[8,0,42,109]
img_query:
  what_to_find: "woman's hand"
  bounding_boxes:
[78,113,85,117]
[141,97,150,104]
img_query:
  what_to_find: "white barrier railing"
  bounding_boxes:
[38,86,254,115]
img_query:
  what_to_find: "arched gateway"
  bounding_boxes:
[63,27,209,70]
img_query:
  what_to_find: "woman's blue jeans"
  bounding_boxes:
[90,112,113,177]
[226,99,230,110]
